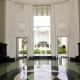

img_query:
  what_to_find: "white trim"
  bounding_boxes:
[5,0,68,4]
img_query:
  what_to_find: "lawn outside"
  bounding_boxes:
[20,47,66,54]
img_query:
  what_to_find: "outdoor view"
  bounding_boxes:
[16,38,27,57]
[33,5,51,56]
[58,37,68,57]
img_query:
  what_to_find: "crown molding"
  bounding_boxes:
[5,0,68,4]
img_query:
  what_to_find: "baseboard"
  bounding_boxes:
[28,56,56,60]
[0,57,15,64]
[70,57,80,62]
[70,57,75,61]
[10,58,15,61]
[16,56,27,60]
[61,56,69,58]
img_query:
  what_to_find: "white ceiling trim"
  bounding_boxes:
[6,0,68,4]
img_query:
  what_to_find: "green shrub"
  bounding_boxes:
[58,47,66,54]
[34,50,40,54]
[47,50,51,54]
[20,50,27,54]
[62,45,66,49]
[20,48,66,54]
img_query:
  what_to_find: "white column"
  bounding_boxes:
[5,0,11,57]
[74,0,79,56]
[68,0,79,58]
[28,4,34,58]
[69,0,75,58]
[51,4,56,57]
[10,1,16,59]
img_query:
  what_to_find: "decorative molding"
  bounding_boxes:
[7,0,68,4]
[17,22,26,32]
[58,21,67,32]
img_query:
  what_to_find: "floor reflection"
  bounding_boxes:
[34,65,52,80]
[14,64,70,80]
[0,58,80,80]
[14,59,69,80]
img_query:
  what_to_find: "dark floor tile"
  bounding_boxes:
[52,72,58,76]
[53,77,61,80]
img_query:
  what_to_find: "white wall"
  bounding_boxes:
[4,0,79,59]
[54,1,69,57]
[69,0,79,58]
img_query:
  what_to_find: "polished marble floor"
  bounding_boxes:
[0,58,80,80]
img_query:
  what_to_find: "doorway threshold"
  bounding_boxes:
[34,54,51,56]
[29,56,56,60]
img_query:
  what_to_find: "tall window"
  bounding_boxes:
[34,5,50,26]
[33,5,51,56]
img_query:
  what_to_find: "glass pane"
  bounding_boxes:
[34,16,50,26]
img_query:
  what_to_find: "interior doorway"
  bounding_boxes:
[33,5,51,56]
[16,37,28,59]
[57,37,68,58]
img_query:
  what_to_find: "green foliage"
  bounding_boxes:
[58,39,61,46]
[20,50,27,54]
[58,48,66,54]
[22,38,27,50]
[46,50,51,54]
[20,47,66,54]
[62,45,66,48]
[34,50,40,54]
[20,49,51,54]
[58,45,66,54]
